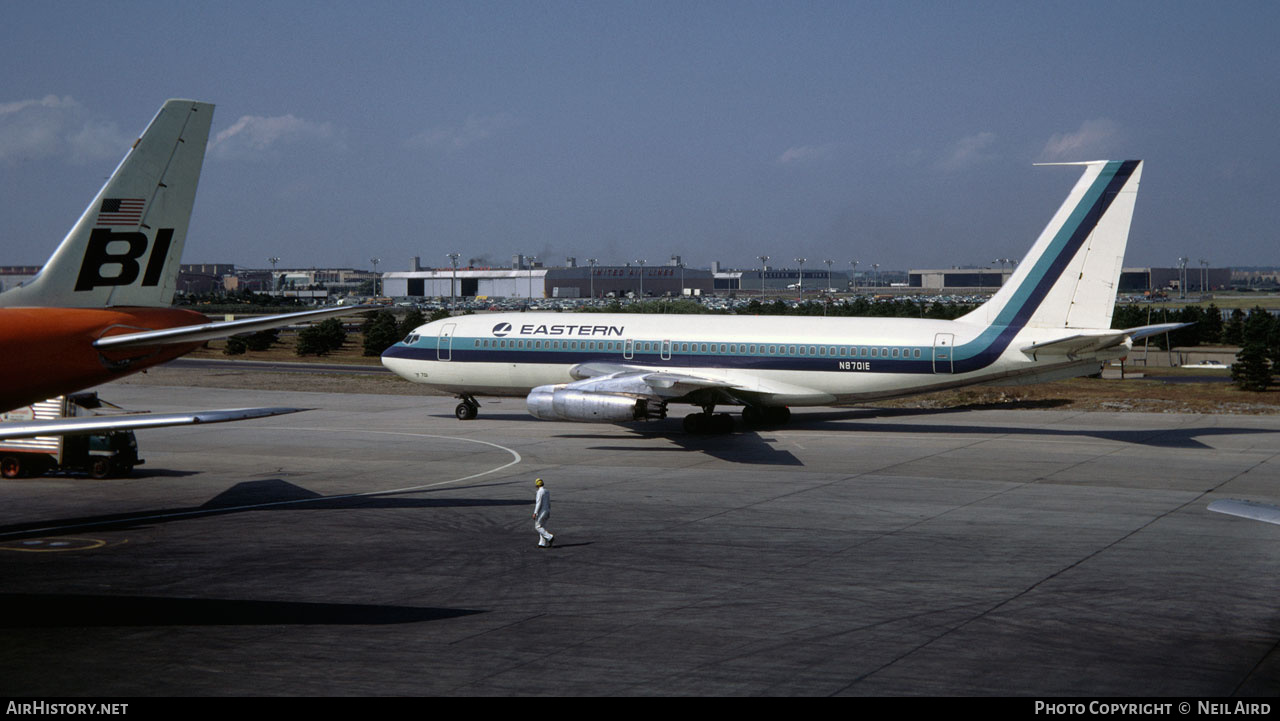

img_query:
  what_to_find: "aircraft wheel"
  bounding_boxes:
[683,413,705,434]
[455,402,478,421]
[742,406,763,427]
[1,456,23,479]
[684,413,734,434]
[765,406,791,425]
[712,413,734,434]
[89,458,112,479]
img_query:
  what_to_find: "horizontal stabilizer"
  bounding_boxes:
[1207,499,1280,526]
[1122,322,1194,341]
[0,407,307,441]
[1022,322,1195,358]
[1021,331,1129,357]
[93,305,375,350]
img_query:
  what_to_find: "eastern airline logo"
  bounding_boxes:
[492,322,624,337]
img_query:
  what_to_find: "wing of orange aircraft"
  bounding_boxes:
[0,99,368,433]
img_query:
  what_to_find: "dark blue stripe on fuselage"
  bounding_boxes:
[382,344,935,374]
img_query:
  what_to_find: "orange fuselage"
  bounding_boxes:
[0,306,207,412]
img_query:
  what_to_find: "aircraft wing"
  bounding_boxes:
[1020,322,1195,358]
[92,305,376,350]
[1207,499,1280,526]
[0,407,306,441]
[566,362,835,405]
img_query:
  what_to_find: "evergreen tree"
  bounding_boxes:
[363,311,401,356]
[244,328,279,351]
[398,309,426,338]
[1199,304,1224,345]
[296,318,347,356]
[1222,308,1247,346]
[1231,308,1274,391]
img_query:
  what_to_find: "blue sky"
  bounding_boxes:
[2,1,1277,274]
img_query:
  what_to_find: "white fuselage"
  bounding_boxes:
[381,311,1121,406]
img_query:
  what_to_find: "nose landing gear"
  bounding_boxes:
[455,395,480,420]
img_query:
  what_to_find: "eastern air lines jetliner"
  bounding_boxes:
[383,160,1180,433]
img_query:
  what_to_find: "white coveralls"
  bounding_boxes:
[533,486,554,547]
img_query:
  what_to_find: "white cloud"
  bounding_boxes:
[938,132,997,171]
[0,94,78,116]
[777,143,845,165]
[407,113,515,152]
[1040,119,1120,161]
[0,95,127,163]
[209,113,338,158]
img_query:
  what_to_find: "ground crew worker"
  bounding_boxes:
[533,478,554,548]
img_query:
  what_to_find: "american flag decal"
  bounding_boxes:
[96,198,145,226]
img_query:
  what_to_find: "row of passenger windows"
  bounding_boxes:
[471,338,924,358]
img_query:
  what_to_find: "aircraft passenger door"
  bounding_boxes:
[438,323,456,361]
[660,340,672,361]
[932,333,954,374]
[623,338,634,360]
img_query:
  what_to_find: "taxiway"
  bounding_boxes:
[1,384,1277,696]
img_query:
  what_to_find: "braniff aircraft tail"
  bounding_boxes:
[958,160,1143,332]
[0,99,214,309]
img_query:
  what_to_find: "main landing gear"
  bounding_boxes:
[455,395,480,420]
[682,404,792,434]
[683,411,734,435]
[742,405,790,427]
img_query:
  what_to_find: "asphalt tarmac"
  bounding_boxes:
[1,384,1278,697]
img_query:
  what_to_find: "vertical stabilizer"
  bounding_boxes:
[0,99,214,308]
[959,160,1142,331]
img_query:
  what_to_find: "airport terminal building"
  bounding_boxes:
[906,266,1232,293]
[382,257,715,299]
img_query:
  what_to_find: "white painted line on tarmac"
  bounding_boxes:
[0,429,522,540]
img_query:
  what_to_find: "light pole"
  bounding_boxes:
[872,263,880,289]
[587,258,598,299]
[1199,259,1208,294]
[757,255,769,296]
[994,257,1012,287]
[528,255,538,301]
[1177,256,1189,299]
[370,257,380,298]
[673,255,685,298]
[823,259,834,293]
[447,253,460,309]
[795,258,806,300]
[267,256,280,294]
[634,259,647,299]
[849,260,858,291]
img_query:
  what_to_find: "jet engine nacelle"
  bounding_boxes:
[526,386,662,423]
